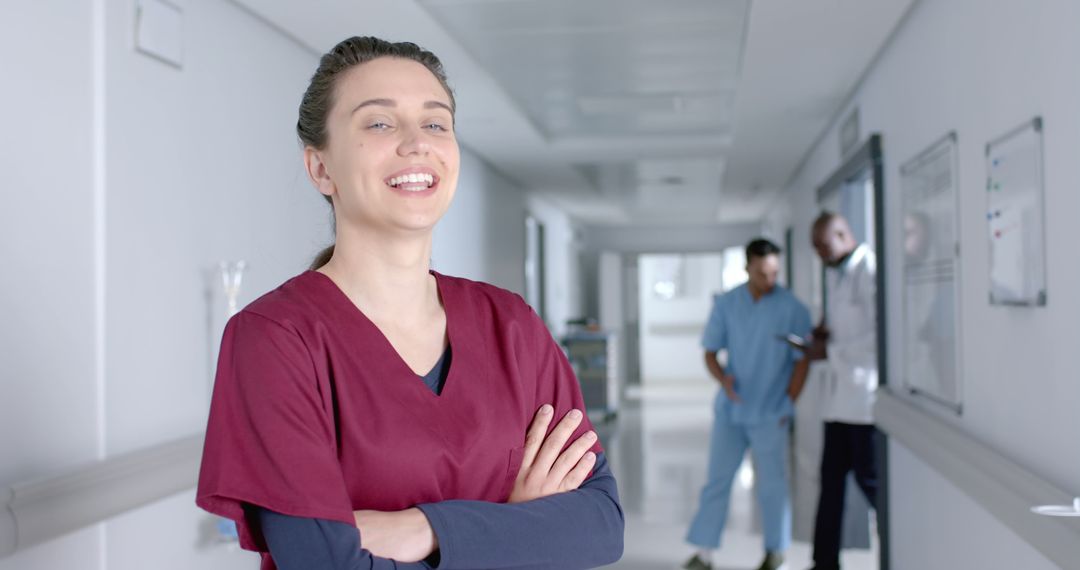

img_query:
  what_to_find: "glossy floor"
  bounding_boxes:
[597,383,878,570]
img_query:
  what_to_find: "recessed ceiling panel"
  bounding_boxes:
[419,0,750,139]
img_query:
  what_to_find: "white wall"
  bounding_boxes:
[526,194,583,336]
[582,222,762,255]
[597,253,624,336]
[1,0,98,489]
[888,442,1056,569]
[434,150,526,293]
[637,254,723,384]
[775,0,1080,566]
[597,251,627,388]
[1,0,526,567]
[0,2,103,566]
[101,0,327,462]
[100,1,323,565]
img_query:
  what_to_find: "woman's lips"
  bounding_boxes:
[385,171,438,197]
[387,172,436,192]
[384,167,438,190]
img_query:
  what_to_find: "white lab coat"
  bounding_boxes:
[822,243,878,424]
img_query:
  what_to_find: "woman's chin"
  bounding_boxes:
[341,207,447,236]
[386,213,445,236]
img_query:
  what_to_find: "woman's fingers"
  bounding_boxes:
[548,429,597,485]
[559,451,597,492]
[531,409,583,476]
[507,406,595,503]
[519,404,554,470]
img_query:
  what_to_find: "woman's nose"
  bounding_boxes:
[397,125,430,156]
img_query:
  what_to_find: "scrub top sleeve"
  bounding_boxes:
[701,294,727,352]
[197,311,355,552]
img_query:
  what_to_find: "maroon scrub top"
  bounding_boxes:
[196,271,600,563]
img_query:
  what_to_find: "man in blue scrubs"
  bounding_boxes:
[682,239,811,570]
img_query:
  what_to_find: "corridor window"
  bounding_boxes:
[720,246,748,292]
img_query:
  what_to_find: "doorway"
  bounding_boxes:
[524,216,546,323]
[805,135,889,570]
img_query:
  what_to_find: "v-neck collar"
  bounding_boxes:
[304,269,456,399]
[744,283,775,305]
[420,345,453,395]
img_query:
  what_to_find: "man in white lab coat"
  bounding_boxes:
[802,212,878,570]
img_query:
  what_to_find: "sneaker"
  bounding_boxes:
[756,551,786,570]
[681,553,712,570]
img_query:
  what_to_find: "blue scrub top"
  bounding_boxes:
[701,283,811,424]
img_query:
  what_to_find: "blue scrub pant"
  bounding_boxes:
[686,402,791,553]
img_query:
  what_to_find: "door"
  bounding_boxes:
[795,136,888,569]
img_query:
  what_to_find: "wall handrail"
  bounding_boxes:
[1,434,203,558]
[875,388,1079,568]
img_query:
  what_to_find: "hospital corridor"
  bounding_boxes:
[3,1,1079,569]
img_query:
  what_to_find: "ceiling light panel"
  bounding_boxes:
[419,0,751,139]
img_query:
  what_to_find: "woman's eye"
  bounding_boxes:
[425,123,449,132]
[367,121,390,130]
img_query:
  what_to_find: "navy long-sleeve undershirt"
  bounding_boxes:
[257,452,620,569]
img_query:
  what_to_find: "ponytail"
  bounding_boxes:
[310,244,335,270]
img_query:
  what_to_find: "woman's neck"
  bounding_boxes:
[317,225,440,323]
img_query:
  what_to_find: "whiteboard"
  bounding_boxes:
[986,118,1047,306]
[899,132,963,412]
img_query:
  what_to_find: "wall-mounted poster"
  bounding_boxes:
[986,117,1047,306]
[900,132,963,413]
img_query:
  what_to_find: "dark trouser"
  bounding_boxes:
[812,422,879,570]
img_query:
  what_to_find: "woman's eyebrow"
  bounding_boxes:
[351,98,395,114]
[351,99,452,115]
[424,101,453,114]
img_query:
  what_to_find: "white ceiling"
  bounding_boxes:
[420,0,746,140]
[231,0,914,226]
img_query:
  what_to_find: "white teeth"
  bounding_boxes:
[388,173,435,189]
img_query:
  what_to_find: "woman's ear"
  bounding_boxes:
[304,146,335,198]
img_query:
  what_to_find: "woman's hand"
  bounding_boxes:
[507,405,597,503]
[353,507,437,562]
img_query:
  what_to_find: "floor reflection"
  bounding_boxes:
[596,382,878,570]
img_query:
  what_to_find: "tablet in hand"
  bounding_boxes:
[776,333,807,349]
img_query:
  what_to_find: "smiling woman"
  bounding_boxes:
[298,38,460,270]
[194,36,624,570]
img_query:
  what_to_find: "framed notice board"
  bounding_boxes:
[900,132,963,413]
